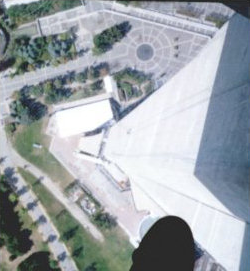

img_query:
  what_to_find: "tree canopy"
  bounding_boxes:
[17,251,60,271]
[7,0,81,28]
[11,33,76,75]
[93,21,131,54]
[10,94,47,125]
[0,175,33,259]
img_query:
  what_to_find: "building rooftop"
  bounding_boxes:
[53,99,113,138]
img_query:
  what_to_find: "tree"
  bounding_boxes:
[17,251,60,271]
[72,246,83,258]
[7,0,81,28]
[43,81,53,94]
[8,193,18,203]
[90,80,103,91]
[49,259,59,269]
[93,21,132,54]
[30,85,44,97]
[88,66,100,80]
[45,87,72,104]
[75,71,87,83]
[0,176,33,258]
[62,226,78,241]
[0,58,15,72]
[93,211,117,229]
[10,97,47,125]
[53,78,63,89]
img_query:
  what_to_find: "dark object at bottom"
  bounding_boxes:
[130,216,195,271]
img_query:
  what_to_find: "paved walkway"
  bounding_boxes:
[0,126,78,271]
[49,132,146,246]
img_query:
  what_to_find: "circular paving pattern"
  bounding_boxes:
[123,24,172,77]
[136,44,154,61]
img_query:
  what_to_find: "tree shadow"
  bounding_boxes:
[26,200,38,210]
[16,185,29,196]
[47,234,57,243]
[57,251,67,262]
[0,156,7,164]
[4,167,18,191]
[36,215,47,225]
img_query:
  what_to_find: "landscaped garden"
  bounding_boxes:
[114,68,153,101]
[19,168,133,271]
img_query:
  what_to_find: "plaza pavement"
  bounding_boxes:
[1,0,214,101]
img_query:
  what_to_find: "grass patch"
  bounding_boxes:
[13,119,73,189]
[18,168,133,271]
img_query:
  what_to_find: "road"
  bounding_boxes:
[0,125,78,271]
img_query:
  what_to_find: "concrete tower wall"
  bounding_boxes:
[104,14,250,270]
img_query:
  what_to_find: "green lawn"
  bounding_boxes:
[18,168,133,271]
[13,119,73,189]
